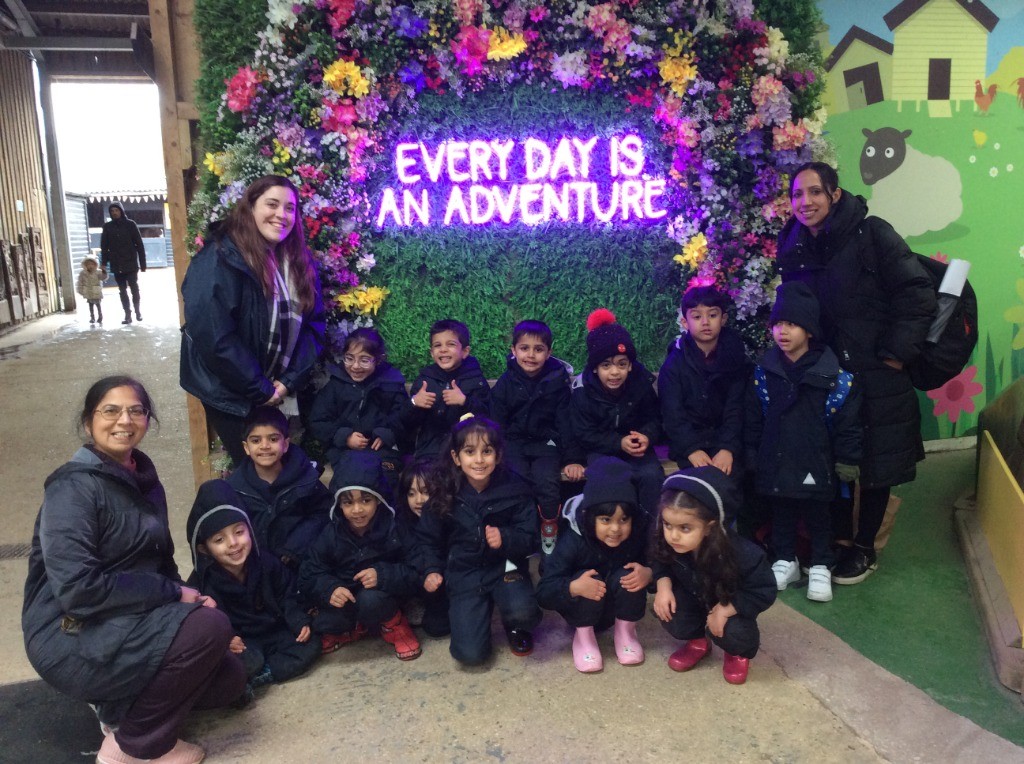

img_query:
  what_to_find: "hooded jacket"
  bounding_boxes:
[776,191,935,488]
[490,355,582,463]
[76,258,106,301]
[185,480,310,639]
[401,355,491,458]
[569,361,661,457]
[659,325,750,465]
[744,345,863,501]
[100,202,146,274]
[415,468,538,596]
[535,491,648,613]
[226,442,331,567]
[22,447,197,708]
[298,455,417,606]
[179,227,326,417]
[308,360,408,466]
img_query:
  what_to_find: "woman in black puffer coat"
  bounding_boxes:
[776,162,936,584]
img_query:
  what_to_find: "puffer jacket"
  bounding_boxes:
[179,228,326,417]
[100,202,146,274]
[308,360,408,466]
[777,191,936,487]
[22,447,197,711]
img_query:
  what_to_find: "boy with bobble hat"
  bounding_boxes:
[744,282,862,603]
[299,451,422,660]
[186,480,320,689]
[569,309,663,515]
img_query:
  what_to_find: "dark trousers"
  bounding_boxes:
[505,447,560,518]
[768,496,834,567]
[586,452,664,517]
[114,271,140,316]
[421,587,451,637]
[313,588,398,634]
[87,299,103,320]
[661,583,761,659]
[448,571,541,665]
[203,403,249,467]
[239,628,320,683]
[554,566,647,628]
[115,607,246,759]
[832,484,890,549]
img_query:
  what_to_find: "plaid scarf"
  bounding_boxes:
[265,257,303,381]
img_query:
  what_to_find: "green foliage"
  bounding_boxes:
[757,0,824,56]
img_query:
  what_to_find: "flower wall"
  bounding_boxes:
[190,0,826,375]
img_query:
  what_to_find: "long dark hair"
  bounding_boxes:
[221,175,319,314]
[651,487,740,606]
[77,375,158,438]
[582,501,642,549]
[428,416,505,518]
[397,458,435,520]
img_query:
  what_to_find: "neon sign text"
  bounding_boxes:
[376,134,666,228]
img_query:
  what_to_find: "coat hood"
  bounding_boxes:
[328,451,395,520]
[186,479,258,572]
[778,189,868,258]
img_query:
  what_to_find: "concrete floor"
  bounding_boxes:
[1,269,1021,762]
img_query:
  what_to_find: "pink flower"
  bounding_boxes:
[322,99,358,132]
[528,6,548,22]
[455,0,482,26]
[932,251,950,263]
[226,66,260,112]
[926,366,983,423]
[451,25,491,76]
[327,0,356,33]
[772,120,808,150]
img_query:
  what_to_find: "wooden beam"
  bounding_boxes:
[1,35,133,51]
[22,1,150,17]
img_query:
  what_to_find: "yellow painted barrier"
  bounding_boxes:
[977,430,1024,637]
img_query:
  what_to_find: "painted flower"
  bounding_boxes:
[323,59,369,98]
[488,27,527,61]
[225,66,260,112]
[926,366,983,423]
[1004,279,1024,350]
[451,25,491,76]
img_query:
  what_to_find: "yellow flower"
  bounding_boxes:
[658,55,698,97]
[336,285,390,315]
[323,59,370,98]
[203,151,226,178]
[673,233,708,270]
[487,27,527,61]
[270,139,291,170]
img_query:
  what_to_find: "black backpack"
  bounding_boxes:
[905,254,979,392]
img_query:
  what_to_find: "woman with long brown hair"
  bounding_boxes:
[181,175,325,465]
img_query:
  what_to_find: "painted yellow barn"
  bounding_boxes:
[823,26,894,115]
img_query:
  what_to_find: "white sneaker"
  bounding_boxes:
[771,559,800,590]
[807,565,833,602]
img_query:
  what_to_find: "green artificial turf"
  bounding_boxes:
[778,448,1024,745]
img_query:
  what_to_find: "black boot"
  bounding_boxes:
[89,305,95,324]
[122,312,132,325]
[133,298,142,322]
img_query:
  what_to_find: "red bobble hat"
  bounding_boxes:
[585,308,637,370]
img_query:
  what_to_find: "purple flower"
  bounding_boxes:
[399,60,426,92]
[392,6,428,39]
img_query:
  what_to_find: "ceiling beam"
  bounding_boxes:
[2,0,39,36]
[1,34,132,50]
[21,1,149,17]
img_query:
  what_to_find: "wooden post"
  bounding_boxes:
[147,0,211,489]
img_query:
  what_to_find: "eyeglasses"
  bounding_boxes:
[95,405,149,421]
[343,355,377,368]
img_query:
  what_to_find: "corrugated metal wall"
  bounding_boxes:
[0,50,57,327]
[65,193,91,274]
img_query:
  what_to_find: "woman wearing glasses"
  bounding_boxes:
[308,326,408,476]
[22,376,247,764]
[180,175,325,466]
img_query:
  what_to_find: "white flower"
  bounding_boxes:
[1007,164,1014,172]
[266,0,298,30]
[1019,245,1024,260]
[990,167,999,177]
[355,253,376,273]
[969,155,977,164]
[994,142,1001,150]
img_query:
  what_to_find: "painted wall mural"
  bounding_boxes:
[818,0,1024,438]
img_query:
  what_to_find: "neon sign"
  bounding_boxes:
[375,135,667,228]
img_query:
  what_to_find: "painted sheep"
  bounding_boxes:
[859,127,962,238]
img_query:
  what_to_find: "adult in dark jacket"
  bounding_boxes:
[777,162,936,583]
[308,332,408,473]
[22,377,245,764]
[100,201,146,324]
[180,175,326,466]
[186,480,319,686]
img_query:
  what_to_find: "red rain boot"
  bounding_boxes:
[667,637,710,672]
[722,653,750,685]
[380,610,422,660]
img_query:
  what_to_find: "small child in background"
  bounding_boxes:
[403,319,491,459]
[744,282,861,603]
[537,456,650,673]
[659,285,749,476]
[652,467,777,685]
[76,255,106,325]
[416,416,541,665]
[308,327,407,477]
[491,320,585,554]
[186,480,319,688]
[569,309,663,515]
[299,451,422,660]
[227,406,332,571]
[397,459,450,637]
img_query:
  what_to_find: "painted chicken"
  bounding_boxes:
[974,80,997,113]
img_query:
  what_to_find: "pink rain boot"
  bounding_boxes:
[572,626,603,673]
[612,618,644,665]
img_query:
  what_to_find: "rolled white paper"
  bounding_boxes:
[938,258,970,297]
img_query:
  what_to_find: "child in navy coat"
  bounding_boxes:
[186,480,319,687]
[537,456,651,673]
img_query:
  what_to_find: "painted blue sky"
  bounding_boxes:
[818,0,1023,75]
